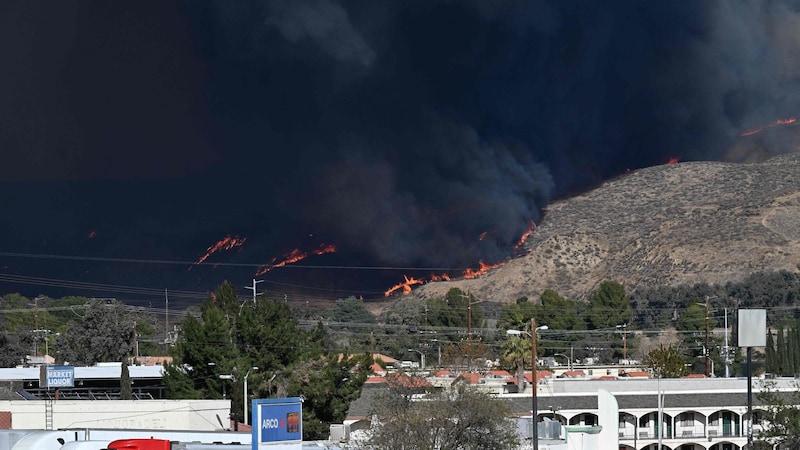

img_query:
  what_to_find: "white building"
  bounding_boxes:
[347,374,788,450]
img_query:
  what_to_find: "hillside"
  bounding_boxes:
[405,152,800,304]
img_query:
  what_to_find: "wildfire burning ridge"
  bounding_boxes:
[382,221,537,297]
[382,260,505,297]
[741,117,797,137]
[255,243,337,276]
[192,235,247,268]
[194,220,536,299]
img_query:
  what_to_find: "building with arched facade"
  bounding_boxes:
[347,373,792,450]
[503,376,781,450]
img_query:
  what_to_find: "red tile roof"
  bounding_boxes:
[620,370,651,378]
[524,370,553,383]
[385,373,432,388]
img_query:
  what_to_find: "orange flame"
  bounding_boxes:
[193,235,247,267]
[429,273,451,282]
[384,275,424,297]
[478,231,489,241]
[667,156,681,165]
[741,117,797,136]
[514,220,536,249]
[384,222,533,295]
[255,243,336,275]
[463,260,503,279]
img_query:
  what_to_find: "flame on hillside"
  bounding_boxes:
[741,117,797,136]
[667,156,681,164]
[192,235,247,268]
[384,275,424,297]
[514,220,535,249]
[384,221,534,296]
[463,260,503,279]
[255,243,336,276]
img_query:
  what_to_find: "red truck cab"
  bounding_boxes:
[106,438,171,450]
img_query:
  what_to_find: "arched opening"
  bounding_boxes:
[674,444,707,450]
[708,409,741,438]
[675,410,707,439]
[568,412,599,427]
[639,411,674,440]
[708,442,740,450]
[619,412,636,441]
[539,411,567,425]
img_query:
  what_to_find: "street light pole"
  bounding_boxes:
[507,319,548,450]
[243,367,258,425]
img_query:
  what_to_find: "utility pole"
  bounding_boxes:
[616,323,628,361]
[705,296,710,376]
[245,279,263,305]
[465,290,472,371]
[164,289,169,350]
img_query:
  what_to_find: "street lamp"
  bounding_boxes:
[243,367,258,425]
[407,349,425,370]
[507,318,548,449]
[219,374,234,399]
[553,353,571,371]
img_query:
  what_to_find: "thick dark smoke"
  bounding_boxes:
[2,1,800,300]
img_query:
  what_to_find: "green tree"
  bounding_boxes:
[52,300,136,365]
[428,288,483,329]
[164,287,242,402]
[766,330,777,375]
[586,281,631,330]
[328,297,376,351]
[120,361,132,400]
[498,297,536,331]
[676,303,706,333]
[332,297,376,324]
[382,299,425,359]
[535,289,580,331]
[366,383,521,450]
[282,353,373,440]
[0,329,29,368]
[756,378,800,448]
[164,281,364,437]
[676,302,713,373]
[777,324,788,376]
[500,335,530,389]
[644,344,689,378]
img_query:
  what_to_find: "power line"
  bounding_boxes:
[0,251,464,272]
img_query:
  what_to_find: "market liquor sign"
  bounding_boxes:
[39,365,75,388]
[251,397,302,450]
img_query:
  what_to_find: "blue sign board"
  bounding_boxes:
[251,397,302,449]
[46,365,75,388]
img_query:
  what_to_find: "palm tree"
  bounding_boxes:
[501,336,531,389]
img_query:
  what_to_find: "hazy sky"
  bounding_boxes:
[2,0,800,304]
